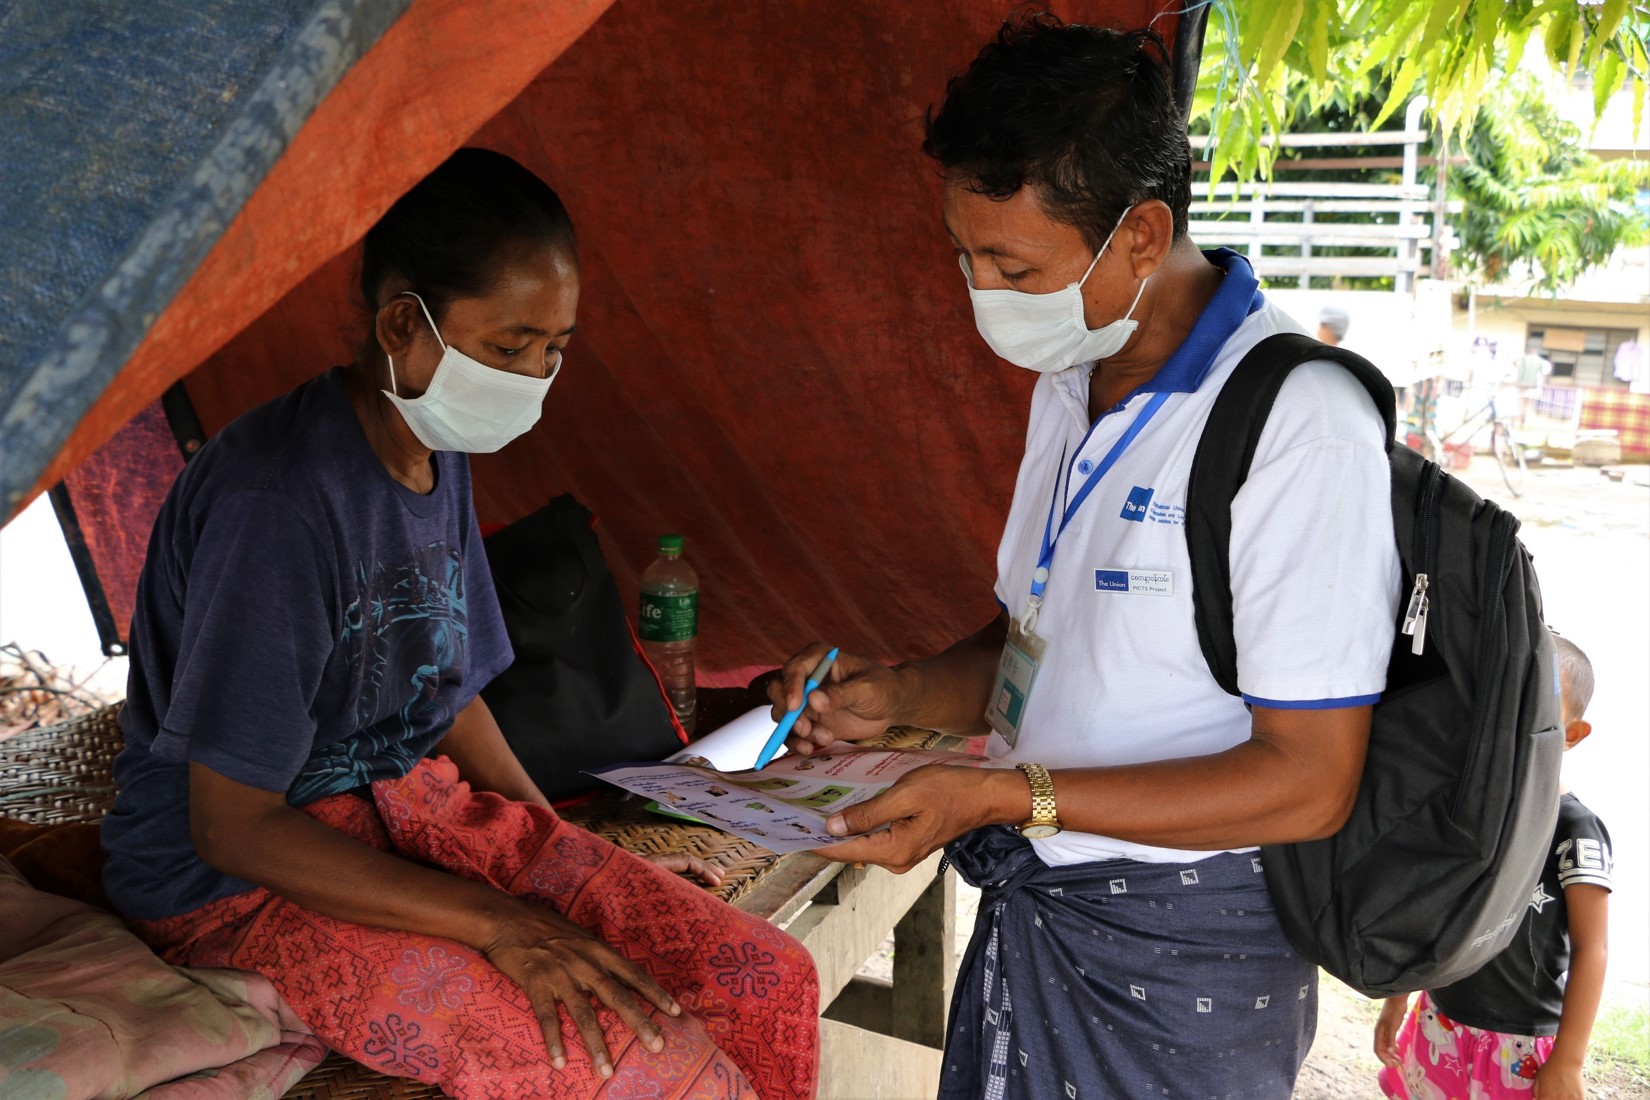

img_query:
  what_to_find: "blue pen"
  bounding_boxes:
[755,647,839,769]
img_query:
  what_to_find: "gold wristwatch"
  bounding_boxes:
[1015,762,1062,839]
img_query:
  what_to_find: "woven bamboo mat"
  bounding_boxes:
[0,705,121,825]
[282,1055,445,1100]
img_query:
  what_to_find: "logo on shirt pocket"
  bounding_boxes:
[1120,484,1187,525]
[1120,485,1155,522]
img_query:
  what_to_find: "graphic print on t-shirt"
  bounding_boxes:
[289,541,469,803]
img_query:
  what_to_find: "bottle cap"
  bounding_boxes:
[658,534,685,553]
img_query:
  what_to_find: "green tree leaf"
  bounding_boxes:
[1595,50,1626,121]
[1306,0,1331,82]
[1254,0,1307,88]
[1371,55,1423,129]
[1192,0,1647,293]
[1197,0,1644,165]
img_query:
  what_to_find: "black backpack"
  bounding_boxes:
[1186,333,1563,997]
[480,495,687,802]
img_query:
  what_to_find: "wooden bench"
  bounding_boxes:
[0,700,953,1098]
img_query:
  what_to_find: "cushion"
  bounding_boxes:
[0,854,325,1099]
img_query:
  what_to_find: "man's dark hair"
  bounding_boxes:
[1554,634,1595,719]
[922,12,1192,248]
[361,147,576,322]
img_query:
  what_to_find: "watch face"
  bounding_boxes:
[1019,823,1061,840]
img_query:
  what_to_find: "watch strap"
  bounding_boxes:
[1016,761,1059,828]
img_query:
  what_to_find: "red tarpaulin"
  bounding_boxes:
[45,1,1192,684]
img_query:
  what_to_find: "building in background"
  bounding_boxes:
[1451,65,1649,459]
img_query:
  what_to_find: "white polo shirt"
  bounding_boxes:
[991,251,1401,867]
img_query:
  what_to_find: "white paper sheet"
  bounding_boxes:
[591,743,993,853]
[665,705,781,771]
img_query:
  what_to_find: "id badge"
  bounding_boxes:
[985,616,1046,748]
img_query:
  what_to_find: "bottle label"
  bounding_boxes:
[640,591,698,642]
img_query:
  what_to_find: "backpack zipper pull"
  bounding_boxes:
[1402,574,1430,655]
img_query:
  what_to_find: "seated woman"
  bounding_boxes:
[100,148,818,1100]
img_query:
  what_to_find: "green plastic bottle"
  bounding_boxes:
[639,534,698,733]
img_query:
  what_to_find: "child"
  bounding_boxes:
[1375,635,1612,1099]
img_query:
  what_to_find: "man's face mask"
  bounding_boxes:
[382,292,559,454]
[962,205,1147,374]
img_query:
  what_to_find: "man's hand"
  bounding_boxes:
[814,763,1026,874]
[767,644,909,753]
[482,900,681,1078]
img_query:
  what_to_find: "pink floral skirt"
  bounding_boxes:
[135,757,819,1099]
[1378,990,1554,1099]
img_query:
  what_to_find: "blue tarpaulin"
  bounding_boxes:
[0,0,408,514]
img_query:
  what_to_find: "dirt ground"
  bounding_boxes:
[1294,979,1406,1098]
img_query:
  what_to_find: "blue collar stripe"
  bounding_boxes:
[1135,249,1263,396]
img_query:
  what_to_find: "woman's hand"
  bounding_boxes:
[188,763,688,1076]
[481,899,681,1078]
[814,763,1027,874]
[645,852,724,888]
[767,645,909,753]
[1373,995,1408,1067]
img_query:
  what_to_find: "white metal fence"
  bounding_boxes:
[1189,99,1456,292]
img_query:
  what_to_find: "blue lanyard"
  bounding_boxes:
[1027,391,1172,614]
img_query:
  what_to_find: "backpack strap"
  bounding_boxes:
[1185,332,1398,697]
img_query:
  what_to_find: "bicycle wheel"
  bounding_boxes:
[1492,422,1527,497]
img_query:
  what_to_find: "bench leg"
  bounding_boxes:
[890,869,955,1049]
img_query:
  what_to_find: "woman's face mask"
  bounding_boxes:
[381,292,559,454]
[963,206,1147,374]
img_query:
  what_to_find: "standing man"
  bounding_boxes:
[770,14,1400,1098]
[1317,304,1351,346]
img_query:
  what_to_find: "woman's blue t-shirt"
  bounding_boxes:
[102,368,514,920]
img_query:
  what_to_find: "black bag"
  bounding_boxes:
[1185,332,1563,997]
[480,495,686,802]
